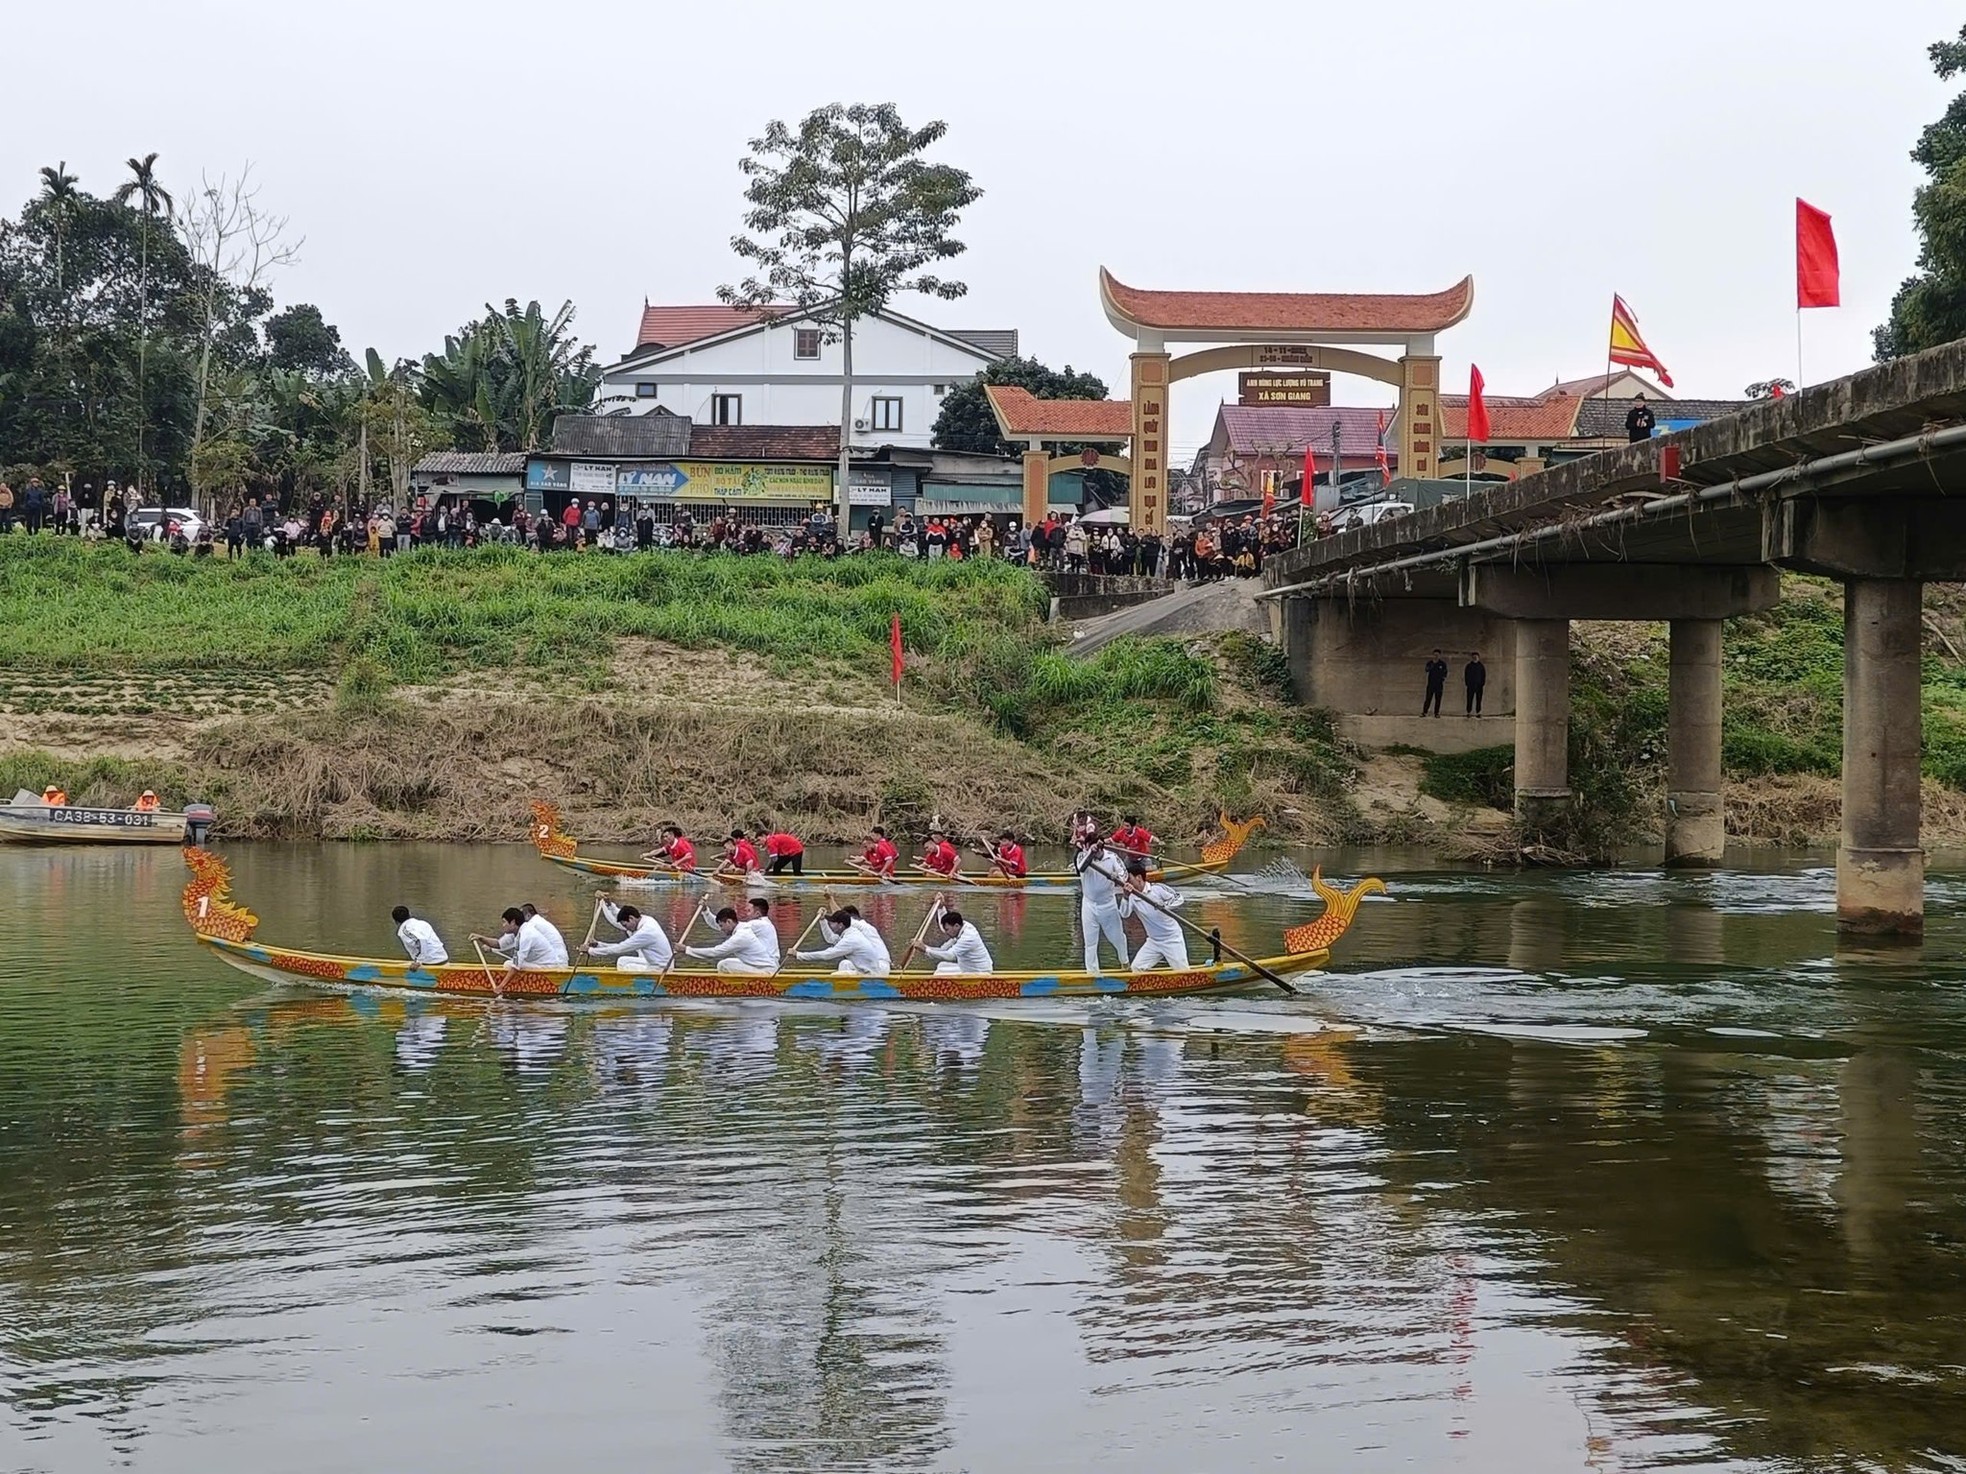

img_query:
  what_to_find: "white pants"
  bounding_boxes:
[1081,899,1130,973]
[716,959,773,975]
[614,956,672,973]
[934,961,977,976]
[1130,936,1189,972]
[836,961,891,975]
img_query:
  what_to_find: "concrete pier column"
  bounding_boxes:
[1839,579,1925,936]
[1513,618,1571,823]
[1665,618,1726,866]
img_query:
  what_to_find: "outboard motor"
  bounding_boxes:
[184,803,216,847]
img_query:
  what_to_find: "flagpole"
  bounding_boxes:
[1796,308,1805,390]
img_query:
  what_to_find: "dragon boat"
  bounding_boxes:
[525,803,1265,891]
[181,848,1383,1004]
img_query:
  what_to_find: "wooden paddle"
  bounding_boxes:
[914,863,979,888]
[469,937,506,1000]
[895,895,944,972]
[770,902,829,977]
[661,888,714,980]
[1091,858,1303,996]
[573,897,606,964]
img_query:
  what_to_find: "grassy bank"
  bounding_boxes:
[0,541,1363,843]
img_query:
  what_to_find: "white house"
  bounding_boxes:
[592,304,1017,450]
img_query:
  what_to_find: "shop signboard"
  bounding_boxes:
[570,461,616,496]
[617,465,690,494]
[525,459,571,492]
[668,462,834,503]
[847,468,892,507]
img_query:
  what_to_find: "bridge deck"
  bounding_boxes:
[1264,340,1966,593]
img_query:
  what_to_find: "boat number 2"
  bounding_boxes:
[537,824,550,839]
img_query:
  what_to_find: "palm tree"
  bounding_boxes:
[37,162,78,296]
[112,152,174,494]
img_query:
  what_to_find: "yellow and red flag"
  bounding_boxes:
[1374,410,1391,486]
[1608,296,1673,387]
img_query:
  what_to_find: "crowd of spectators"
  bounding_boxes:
[0,481,1324,585]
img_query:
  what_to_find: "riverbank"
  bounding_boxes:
[5,543,1966,853]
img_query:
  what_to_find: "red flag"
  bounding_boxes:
[1300,443,1315,506]
[1608,296,1674,388]
[1374,409,1392,486]
[1467,365,1492,444]
[890,613,903,690]
[1797,198,1840,308]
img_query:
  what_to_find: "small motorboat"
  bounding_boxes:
[0,788,215,846]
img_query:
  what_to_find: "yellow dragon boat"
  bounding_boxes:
[181,848,1383,1004]
[526,803,1265,891]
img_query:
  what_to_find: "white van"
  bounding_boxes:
[1332,500,1415,533]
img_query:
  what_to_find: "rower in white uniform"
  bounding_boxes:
[391,905,450,965]
[1072,821,1130,974]
[684,897,781,974]
[795,905,892,975]
[475,906,567,972]
[588,896,674,972]
[923,900,994,975]
[1116,857,1189,970]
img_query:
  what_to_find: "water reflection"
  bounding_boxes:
[5,843,1966,1469]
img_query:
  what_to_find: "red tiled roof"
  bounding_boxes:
[1101,268,1474,335]
[687,425,840,460]
[1438,393,1582,440]
[1216,405,1395,456]
[634,304,791,352]
[984,384,1134,439]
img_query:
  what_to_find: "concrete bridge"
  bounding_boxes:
[1260,339,1966,936]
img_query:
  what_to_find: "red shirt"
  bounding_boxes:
[863,838,898,875]
[994,842,1027,877]
[1110,825,1155,855]
[562,503,581,528]
[922,839,959,875]
[762,832,803,858]
[663,836,696,871]
[728,838,761,871]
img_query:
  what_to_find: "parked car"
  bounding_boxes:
[127,507,207,542]
[1331,500,1415,533]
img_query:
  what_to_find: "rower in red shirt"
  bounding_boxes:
[986,829,1027,878]
[755,826,806,876]
[723,828,762,875]
[1109,815,1156,858]
[919,828,961,877]
[642,824,696,872]
[856,825,899,879]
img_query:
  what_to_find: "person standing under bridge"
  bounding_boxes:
[1464,652,1487,716]
[1423,649,1449,717]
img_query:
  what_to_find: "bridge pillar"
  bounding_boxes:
[1514,618,1570,821]
[1839,578,1925,937]
[1665,618,1726,866]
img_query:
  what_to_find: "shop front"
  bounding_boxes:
[525,457,840,531]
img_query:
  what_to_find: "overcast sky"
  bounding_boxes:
[8,0,1960,458]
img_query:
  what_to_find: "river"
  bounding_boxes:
[4,842,1966,1472]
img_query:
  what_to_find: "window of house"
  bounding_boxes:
[635,382,658,399]
[932,383,949,396]
[871,397,903,432]
[794,328,821,360]
[712,394,742,426]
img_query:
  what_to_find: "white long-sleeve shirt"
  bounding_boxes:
[686,918,780,970]
[589,901,673,969]
[396,916,449,965]
[1075,847,1123,908]
[498,915,568,969]
[925,921,994,974]
[798,917,891,974]
[526,914,570,966]
[1117,882,1185,947]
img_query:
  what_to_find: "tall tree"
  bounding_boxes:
[36,163,77,299]
[718,103,981,523]
[112,153,174,492]
[1876,25,1966,360]
[178,167,300,506]
[419,299,596,452]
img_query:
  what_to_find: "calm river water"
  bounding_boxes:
[6,842,1966,1472]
